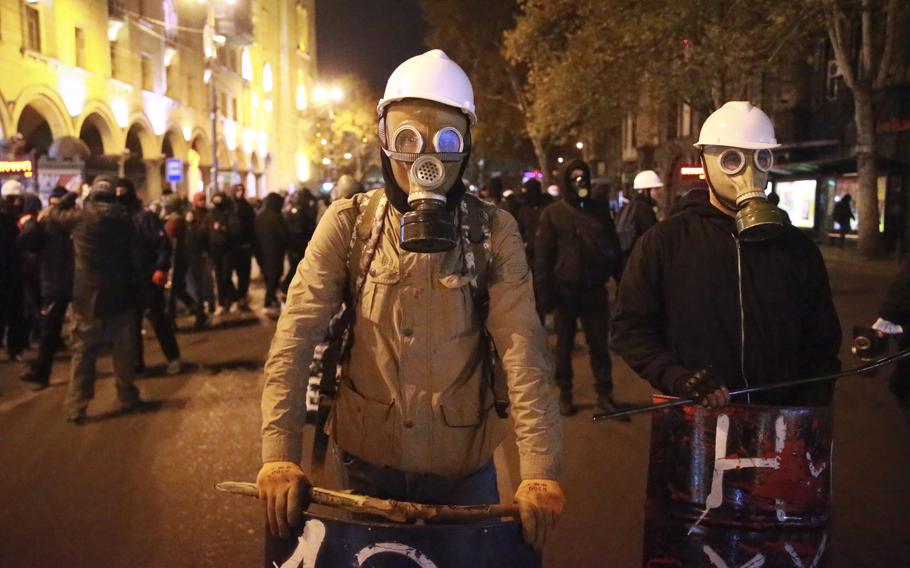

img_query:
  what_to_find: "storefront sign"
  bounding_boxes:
[0,160,33,177]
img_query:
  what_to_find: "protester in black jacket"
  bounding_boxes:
[282,187,317,293]
[228,184,256,311]
[208,191,235,313]
[186,191,215,312]
[0,200,27,362]
[534,159,622,416]
[164,196,206,330]
[48,177,144,422]
[254,192,288,313]
[868,257,910,413]
[612,188,842,407]
[19,187,75,386]
[116,178,182,375]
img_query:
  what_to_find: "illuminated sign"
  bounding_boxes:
[0,161,33,178]
[680,166,705,178]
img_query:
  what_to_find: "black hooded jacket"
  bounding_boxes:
[533,160,621,308]
[611,189,842,406]
[254,192,288,279]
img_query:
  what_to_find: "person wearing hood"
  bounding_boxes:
[281,187,318,294]
[257,49,564,553]
[163,196,207,330]
[47,177,144,423]
[185,191,215,314]
[254,192,289,314]
[208,191,237,314]
[17,192,43,345]
[515,178,551,259]
[0,181,27,362]
[18,187,75,387]
[534,159,622,417]
[115,178,182,376]
[611,102,841,409]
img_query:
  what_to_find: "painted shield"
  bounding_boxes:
[266,513,539,568]
[643,397,833,568]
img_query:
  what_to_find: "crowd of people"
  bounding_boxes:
[0,174,333,420]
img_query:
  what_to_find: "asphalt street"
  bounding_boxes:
[1,246,908,567]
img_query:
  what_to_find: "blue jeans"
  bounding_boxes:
[335,446,500,507]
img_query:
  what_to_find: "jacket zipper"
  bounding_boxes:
[734,235,752,403]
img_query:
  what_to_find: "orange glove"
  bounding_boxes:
[514,479,566,552]
[256,461,311,538]
[151,269,169,288]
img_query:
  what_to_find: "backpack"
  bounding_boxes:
[615,198,640,256]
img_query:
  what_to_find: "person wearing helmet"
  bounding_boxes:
[615,170,662,263]
[257,49,564,553]
[330,174,364,202]
[612,102,841,409]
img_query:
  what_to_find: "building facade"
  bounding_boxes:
[0,0,317,202]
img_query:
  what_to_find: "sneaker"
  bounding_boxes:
[66,408,87,424]
[213,305,227,316]
[165,359,183,376]
[20,368,49,389]
[558,392,575,417]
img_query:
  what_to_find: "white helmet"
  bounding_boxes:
[1,179,23,197]
[694,101,780,150]
[377,49,476,125]
[633,170,663,190]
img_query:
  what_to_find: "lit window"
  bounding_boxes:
[25,6,41,53]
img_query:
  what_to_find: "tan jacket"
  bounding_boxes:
[262,190,562,479]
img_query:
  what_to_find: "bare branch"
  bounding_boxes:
[825,1,858,90]
[875,0,901,88]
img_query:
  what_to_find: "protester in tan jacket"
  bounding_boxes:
[257,50,564,553]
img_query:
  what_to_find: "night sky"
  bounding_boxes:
[315,0,427,95]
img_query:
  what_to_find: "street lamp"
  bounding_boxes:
[576,141,584,149]
[200,0,235,199]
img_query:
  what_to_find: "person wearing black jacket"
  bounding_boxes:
[0,197,27,362]
[534,159,622,416]
[19,187,75,387]
[228,183,256,312]
[254,192,288,313]
[115,178,182,375]
[186,191,215,313]
[281,187,317,294]
[867,258,910,414]
[48,177,144,422]
[208,191,235,314]
[613,188,841,407]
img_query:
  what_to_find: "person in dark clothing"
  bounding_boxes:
[19,187,75,387]
[163,196,206,329]
[18,193,43,345]
[0,198,28,362]
[48,177,144,423]
[500,189,522,219]
[186,191,215,313]
[867,257,910,417]
[615,170,661,268]
[115,178,182,376]
[516,178,552,259]
[613,189,842,407]
[228,183,256,311]
[208,191,236,314]
[282,187,318,294]
[254,192,289,313]
[534,159,622,416]
[832,194,854,247]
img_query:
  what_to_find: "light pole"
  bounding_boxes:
[199,0,232,200]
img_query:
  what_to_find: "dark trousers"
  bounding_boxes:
[282,251,303,293]
[0,289,28,358]
[167,264,204,322]
[229,245,253,301]
[263,270,282,308]
[554,283,613,397]
[336,445,499,506]
[30,297,70,380]
[212,251,236,307]
[136,285,180,365]
[67,310,139,414]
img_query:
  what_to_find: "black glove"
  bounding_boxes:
[672,369,725,403]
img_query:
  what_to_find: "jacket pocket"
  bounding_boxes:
[334,382,396,461]
[361,265,399,323]
[440,400,493,427]
[436,274,474,337]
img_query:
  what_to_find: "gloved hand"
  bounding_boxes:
[256,461,311,538]
[514,479,566,552]
[673,368,729,408]
[151,269,169,288]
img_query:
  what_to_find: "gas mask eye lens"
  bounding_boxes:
[392,125,423,154]
[433,127,463,153]
[754,149,773,172]
[719,149,746,175]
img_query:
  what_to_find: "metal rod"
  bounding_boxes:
[215,482,519,523]
[593,348,910,422]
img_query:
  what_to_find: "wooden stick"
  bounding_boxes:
[215,481,519,523]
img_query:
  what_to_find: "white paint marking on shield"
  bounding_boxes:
[278,519,327,568]
[784,533,828,568]
[355,542,439,568]
[688,414,784,535]
[702,544,766,568]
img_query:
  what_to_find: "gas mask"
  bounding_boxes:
[702,145,788,241]
[380,99,470,253]
[572,173,591,200]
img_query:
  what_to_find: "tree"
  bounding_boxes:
[818,0,906,257]
[421,0,545,183]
